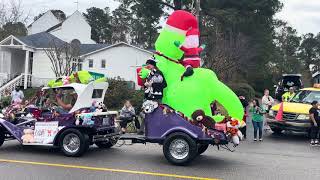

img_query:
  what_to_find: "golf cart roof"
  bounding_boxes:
[282,74,302,77]
[42,81,109,113]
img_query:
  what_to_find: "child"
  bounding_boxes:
[249,99,265,141]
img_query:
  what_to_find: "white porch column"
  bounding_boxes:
[24,50,29,89]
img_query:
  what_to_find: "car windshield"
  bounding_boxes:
[290,90,320,104]
[282,76,301,88]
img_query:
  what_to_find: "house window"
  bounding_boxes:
[101,59,106,68]
[78,59,83,71]
[88,59,93,68]
[72,59,82,71]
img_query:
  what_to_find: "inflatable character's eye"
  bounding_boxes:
[196,116,203,121]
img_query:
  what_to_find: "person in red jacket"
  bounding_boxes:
[174,28,205,81]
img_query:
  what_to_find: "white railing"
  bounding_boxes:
[0,74,30,100]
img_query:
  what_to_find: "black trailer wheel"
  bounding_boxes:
[163,132,197,166]
[60,129,89,157]
[197,144,209,155]
[0,128,5,147]
[95,137,119,149]
[271,127,283,134]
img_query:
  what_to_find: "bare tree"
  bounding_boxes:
[44,39,81,78]
[202,31,256,82]
[0,0,29,27]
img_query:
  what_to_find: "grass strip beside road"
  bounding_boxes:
[0,158,220,180]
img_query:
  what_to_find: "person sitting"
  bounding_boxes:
[119,100,139,134]
[55,89,77,113]
[282,87,295,102]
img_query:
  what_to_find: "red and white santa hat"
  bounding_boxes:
[165,10,198,35]
[186,28,200,37]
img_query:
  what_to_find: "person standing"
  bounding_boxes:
[249,99,265,141]
[11,86,24,103]
[239,96,248,139]
[309,101,320,146]
[143,59,167,102]
[262,89,274,131]
[282,87,295,102]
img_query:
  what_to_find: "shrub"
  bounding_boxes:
[228,83,255,101]
[104,77,144,113]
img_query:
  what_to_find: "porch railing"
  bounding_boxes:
[0,74,32,100]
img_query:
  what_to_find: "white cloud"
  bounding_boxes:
[276,0,320,35]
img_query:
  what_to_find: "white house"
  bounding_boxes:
[27,10,63,35]
[0,10,153,98]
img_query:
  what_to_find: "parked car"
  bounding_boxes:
[274,74,303,101]
[0,81,120,157]
[267,85,320,135]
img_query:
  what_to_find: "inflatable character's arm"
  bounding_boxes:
[198,44,206,52]
[139,67,151,79]
[174,41,188,52]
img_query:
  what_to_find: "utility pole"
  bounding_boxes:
[194,0,201,30]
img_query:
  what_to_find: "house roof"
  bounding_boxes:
[79,44,110,55]
[80,42,153,57]
[28,10,63,28]
[17,32,66,48]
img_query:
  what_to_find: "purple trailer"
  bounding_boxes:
[120,102,232,166]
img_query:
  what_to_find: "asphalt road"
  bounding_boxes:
[0,123,319,180]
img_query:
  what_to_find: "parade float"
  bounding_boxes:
[120,10,245,165]
[0,71,120,157]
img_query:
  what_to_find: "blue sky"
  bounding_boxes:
[19,0,320,35]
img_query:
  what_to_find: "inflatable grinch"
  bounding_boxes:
[140,10,243,122]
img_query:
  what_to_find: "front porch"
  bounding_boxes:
[0,35,34,89]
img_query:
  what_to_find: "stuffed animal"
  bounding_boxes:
[142,100,158,114]
[95,102,106,112]
[81,113,94,125]
[21,129,35,143]
[62,76,71,85]
[90,100,97,112]
[226,118,243,146]
[191,109,216,132]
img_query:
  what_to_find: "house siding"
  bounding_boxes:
[28,11,61,35]
[82,45,152,88]
[50,11,95,44]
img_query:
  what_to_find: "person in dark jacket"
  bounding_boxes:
[239,96,248,139]
[144,59,167,102]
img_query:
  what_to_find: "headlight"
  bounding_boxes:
[269,110,275,117]
[297,114,309,120]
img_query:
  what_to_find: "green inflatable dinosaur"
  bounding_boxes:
[145,10,244,122]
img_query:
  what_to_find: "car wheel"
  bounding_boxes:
[163,132,197,166]
[60,129,89,157]
[95,137,119,149]
[271,127,283,134]
[197,144,209,155]
[0,128,5,147]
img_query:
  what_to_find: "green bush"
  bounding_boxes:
[104,77,144,113]
[0,96,11,110]
[228,83,255,100]
[23,88,40,99]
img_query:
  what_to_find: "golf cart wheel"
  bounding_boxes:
[60,129,89,157]
[95,137,119,149]
[197,144,209,155]
[163,132,197,166]
[271,127,283,134]
[0,128,5,147]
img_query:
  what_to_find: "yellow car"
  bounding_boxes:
[266,86,320,135]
